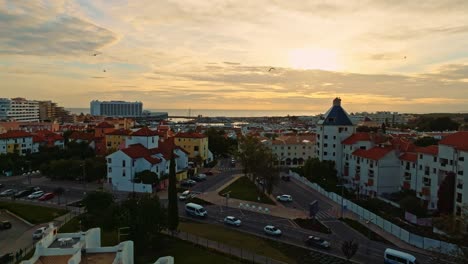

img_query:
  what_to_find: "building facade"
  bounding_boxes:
[264,134,316,167]
[174,132,210,164]
[0,130,35,155]
[90,100,143,117]
[0,98,39,122]
[38,100,73,123]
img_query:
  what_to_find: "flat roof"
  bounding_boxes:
[35,255,72,264]
[81,253,116,264]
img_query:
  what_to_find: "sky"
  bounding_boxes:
[1,0,468,114]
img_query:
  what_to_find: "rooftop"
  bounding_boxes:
[318,98,353,126]
[439,131,468,151]
[352,146,394,160]
[416,145,439,156]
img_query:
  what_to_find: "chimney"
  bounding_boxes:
[333,97,341,106]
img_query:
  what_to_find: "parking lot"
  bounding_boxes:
[0,210,37,255]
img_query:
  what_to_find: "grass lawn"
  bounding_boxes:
[179,221,294,263]
[136,235,244,264]
[340,218,393,245]
[266,240,349,264]
[294,218,331,234]
[0,201,68,224]
[218,176,275,205]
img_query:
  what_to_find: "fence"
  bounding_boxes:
[167,230,288,264]
[289,172,459,254]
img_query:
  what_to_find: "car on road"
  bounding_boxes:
[276,194,293,202]
[27,190,45,199]
[0,220,12,230]
[0,189,16,197]
[0,183,4,189]
[179,190,194,201]
[264,225,282,236]
[281,175,290,181]
[224,216,241,227]
[180,179,197,187]
[38,192,55,201]
[205,171,214,176]
[14,189,34,198]
[32,227,47,240]
[305,235,330,249]
[185,203,207,217]
[191,174,207,182]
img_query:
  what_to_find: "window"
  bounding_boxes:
[324,144,328,147]
[108,158,112,163]
[419,154,423,159]
[433,168,436,173]
[122,160,126,167]
[324,152,328,156]
[332,152,335,156]
[457,193,462,203]
[122,170,126,177]
[317,135,320,139]
[433,157,437,162]
[458,171,464,176]
[108,167,112,173]
[419,165,422,170]
[459,157,465,162]
[333,144,336,148]
[360,146,366,150]
[194,146,199,151]
[324,135,328,139]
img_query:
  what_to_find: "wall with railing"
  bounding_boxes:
[289,171,459,254]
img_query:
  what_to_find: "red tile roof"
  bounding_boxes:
[352,146,394,160]
[342,133,371,145]
[399,152,417,162]
[0,130,32,139]
[144,156,161,165]
[439,132,468,151]
[390,137,416,152]
[69,132,95,141]
[131,127,159,137]
[416,145,438,156]
[121,143,151,159]
[95,122,114,129]
[175,132,207,139]
[106,129,131,136]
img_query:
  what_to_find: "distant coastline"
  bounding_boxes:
[66,108,317,117]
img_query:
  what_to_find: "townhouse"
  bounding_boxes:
[106,127,189,193]
[174,132,212,164]
[0,130,35,155]
[105,129,131,151]
[263,133,316,167]
[32,130,64,152]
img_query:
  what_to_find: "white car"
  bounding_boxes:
[32,227,47,239]
[264,225,282,236]
[0,189,16,197]
[224,216,241,227]
[28,191,45,199]
[179,190,193,201]
[276,194,292,202]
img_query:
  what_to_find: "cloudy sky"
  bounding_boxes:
[1,0,468,114]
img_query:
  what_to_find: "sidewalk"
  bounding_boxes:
[198,175,308,219]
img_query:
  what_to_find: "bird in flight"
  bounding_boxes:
[103,69,106,72]
[92,52,101,56]
[404,56,407,59]
[268,67,275,72]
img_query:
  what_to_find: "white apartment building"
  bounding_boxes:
[263,134,316,167]
[21,223,134,264]
[316,98,356,177]
[90,100,143,117]
[0,130,35,155]
[106,127,189,193]
[0,98,39,122]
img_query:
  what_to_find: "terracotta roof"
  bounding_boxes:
[352,146,394,160]
[121,144,151,159]
[95,122,114,129]
[416,145,438,156]
[106,129,131,136]
[144,156,161,165]
[390,136,416,152]
[342,133,371,145]
[400,152,417,162]
[69,131,95,141]
[0,130,32,139]
[175,132,207,139]
[439,132,468,151]
[131,127,159,137]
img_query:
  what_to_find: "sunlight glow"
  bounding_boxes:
[288,48,340,71]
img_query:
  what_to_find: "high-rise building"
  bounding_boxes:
[90,100,143,117]
[38,101,73,123]
[0,98,39,122]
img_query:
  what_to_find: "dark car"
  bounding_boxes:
[205,171,214,176]
[0,221,12,230]
[180,179,197,187]
[191,175,206,182]
[0,183,4,189]
[281,175,290,181]
[305,236,330,249]
[14,189,33,198]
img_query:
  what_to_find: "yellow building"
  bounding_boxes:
[0,130,35,155]
[105,129,130,152]
[174,132,209,163]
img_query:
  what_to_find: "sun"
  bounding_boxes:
[288,48,340,71]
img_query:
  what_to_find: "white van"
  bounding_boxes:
[384,248,417,264]
[185,203,207,217]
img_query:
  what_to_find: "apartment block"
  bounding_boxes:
[0,98,39,122]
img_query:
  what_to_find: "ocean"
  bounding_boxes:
[66,108,317,117]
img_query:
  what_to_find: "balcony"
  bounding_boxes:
[402,181,411,190]
[354,174,360,181]
[367,179,374,186]
[457,183,463,189]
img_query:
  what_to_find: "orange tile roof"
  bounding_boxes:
[105,129,131,136]
[175,132,207,139]
[439,131,468,151]
[416,145,438,156]
[352,146,394,160]
[95,122,114,129]
[131,127,159,136]
[0,130,32,139]
[400,152,417,162]
[342,133,371,145]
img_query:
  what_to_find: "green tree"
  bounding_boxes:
[399,196,427,217]
[414,137,440,147]
[254,147,280,195]
[83,191,114,216]
[437,172,455,214]
[134,170,159,185]
[236,135,265,181]
[167,152,179,232]
[341,239,359,263]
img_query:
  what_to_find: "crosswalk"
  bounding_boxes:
[313,208,338,220]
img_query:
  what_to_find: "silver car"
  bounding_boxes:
[224,216,242,227]
[28,191,44,199]
[264,225,282,236]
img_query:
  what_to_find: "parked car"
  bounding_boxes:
[0,183,4,189]
[264,225,282,236]
[255,177,265,185]
[0,221,12,230]
[180,179,197,187]
[0,189,16,197]
[305,235,330,249]
[276,194,293,202]
[179,190,194,201]
[191,174,206,182]
[205,171,214,176]
[32,227,47,240]
[281,175,291,181]
[224,216,242,227]
[27,191,44,199]
[14,189,34,198]
[38,192,55,201]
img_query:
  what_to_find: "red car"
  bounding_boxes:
[205,171,214,176]
[38,192,55,201]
